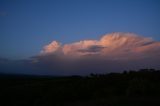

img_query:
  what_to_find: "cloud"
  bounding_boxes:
[26,32,159,75]
[62,40,99,57]
[1,32,160,75]
[41,41,61,55]
[77,45,106,53]
[41,32,160,60]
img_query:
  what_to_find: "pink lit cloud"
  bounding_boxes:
[28,32,160,75]
[41,32,160,60]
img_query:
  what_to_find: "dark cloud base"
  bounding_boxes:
[0,55,160,76]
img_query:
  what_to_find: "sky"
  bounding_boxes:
[0,0,160,75]
[0,0,160,59]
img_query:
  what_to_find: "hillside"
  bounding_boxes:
[0,69,160,106]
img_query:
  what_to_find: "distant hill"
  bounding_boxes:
[0,69,160,106]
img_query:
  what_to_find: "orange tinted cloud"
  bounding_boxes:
[41,32,160,60]
[41,41,61,55]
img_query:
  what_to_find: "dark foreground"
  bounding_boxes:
[1,69,160,106]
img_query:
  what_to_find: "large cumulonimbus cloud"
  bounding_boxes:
[29,32,160,75]
[1,32,159,75]
[40,32,160,60]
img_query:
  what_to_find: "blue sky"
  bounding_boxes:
[0,0,160,59]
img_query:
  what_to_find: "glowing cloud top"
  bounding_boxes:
[41,32,160,60]
[1,32,160,75]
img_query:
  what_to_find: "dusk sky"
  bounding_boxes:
[0,0,160,75]
[1,0,160,59]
